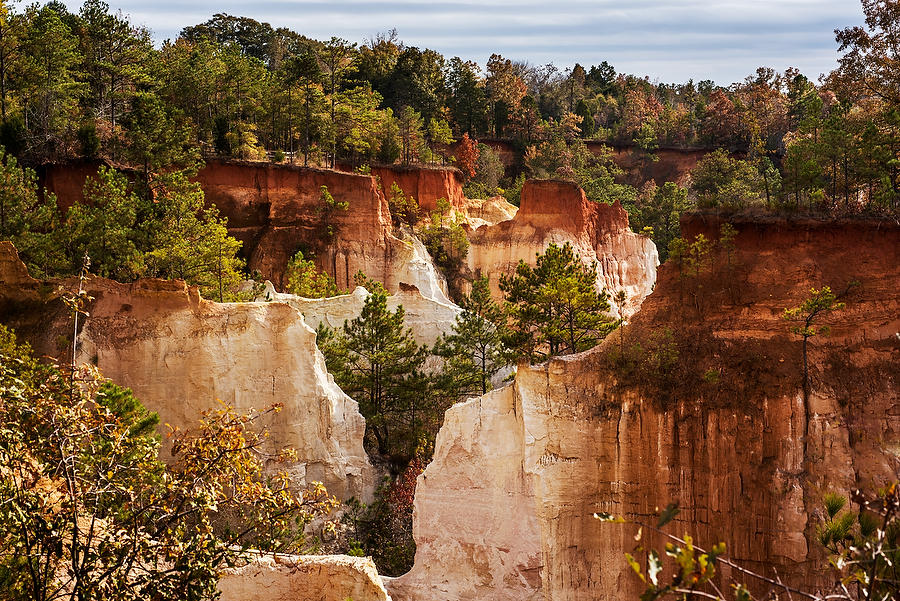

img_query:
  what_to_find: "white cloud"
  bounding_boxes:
[60,0,865,83]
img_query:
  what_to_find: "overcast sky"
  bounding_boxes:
[59,0,865,85]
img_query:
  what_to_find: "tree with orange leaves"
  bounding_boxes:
[454,132,479,179]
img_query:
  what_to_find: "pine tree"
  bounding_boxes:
[318,288,430,462]
[144,172,245,301]
[21,3,81,161]
[435,276,510,397]
[0,147,66,277]
[500,242,615,361]
[316,184,348,241]
[64,166,143,280]
[284,250,340,298]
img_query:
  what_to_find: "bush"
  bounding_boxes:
[342,458,424,576]
[285,250,341,297]
[387,181,420,227]
[0,325,337,601]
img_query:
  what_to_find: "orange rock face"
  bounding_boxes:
[390,215,900,601]
[466,179,658,316]
[197,161,395,290]
[609,145,709,187]
[473,139,711,187]
[37,160,451,298]
[38,160,102,212]
[0,241,38,290]
[369,164,465,212]
[197,161,452,301]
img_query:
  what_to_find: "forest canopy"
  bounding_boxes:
[0,0,892,217]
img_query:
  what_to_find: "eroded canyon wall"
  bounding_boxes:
[466,179,657,316]
[391,215,900,601]
[197,161,454,302]
[39,161,452,300]
[368,164,465,212]
[0,242,377,503]
[259,282,461,349]
[475,139,710,187]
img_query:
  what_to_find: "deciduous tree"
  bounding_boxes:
[0,325,337,601]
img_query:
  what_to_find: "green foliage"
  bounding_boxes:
[525,138,636,205]
[626,182,693,262]
[20,3,81,162]
[503,173,526,207]
[317,288,432,462]
[94,381,160,444]
[0,326,337,601]
[500,242,615,361]
[0,0,893,217]
[144,172,246,302]
[719,222,737,266]
[0,146,67,278]
[425,117,453,164]
[597,486,900,601]
[387,181,420,228]
[285,250,341,298]
[634,121,659,157]
[819,486,900,601]
[595,505,729,601]
[782,286,846,341]
[352,270,386,293]
[65,165,143,280]
[464,142,505,197]
[691,149,765,209]
[317,184,349,241]
[434,276,510,397]
[124,91,200,177]
[783,283,851,410]
[418,197,469,276]
[333,84,387,162]
[397,105,424,165]
[342,458,425,576]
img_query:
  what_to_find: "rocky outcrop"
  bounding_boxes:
[259,282,461,348]
[459,195,518,229]
[391,215,900,600]
[79,279,376,501]
[218,554,391,601]
[37,160,102,212]
[474,139,711,187]
[0,245,377,503]
[609,146,709,187]
[0,241,39,290]
[196,161,451,301]
[466,179,657,317]
[39,160,451,299]
[369,165,465,212]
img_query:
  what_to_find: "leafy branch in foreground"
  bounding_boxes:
[0,325,337,601]
[597,487,900,601]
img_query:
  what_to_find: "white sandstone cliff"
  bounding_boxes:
[71,277,377,502]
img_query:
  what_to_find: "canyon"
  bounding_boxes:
[9,162,900,600]
[390,214,900,600]
[0,240,377,502]
[466,179,657,316]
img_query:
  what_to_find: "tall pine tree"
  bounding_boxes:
[435,276,509,397]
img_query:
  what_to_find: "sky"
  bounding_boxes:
[60,0,866,85]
